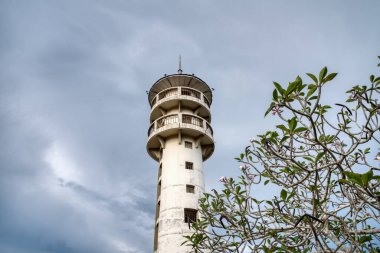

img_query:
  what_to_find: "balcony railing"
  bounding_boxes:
[148,123,155,136]
[206,122,213,136]
[150,87,210,108]
[182,114,203,128]
[203,95,210,108]
[148,113,213,139]
[158,87,178,100]
[181,87,200,99]
[157,114,179,128]
[151,96,157,107]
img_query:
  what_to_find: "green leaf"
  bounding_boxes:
[265,102,275,117]
[343,170,374,187]
[286,76,302,95]
[288,117,297,132]
[338,179,350,184]
[319,67,328,83]
[273,82,285,95]
[316,152,325,163]
[358,235,372,244]
[324,72,338,82]
[264,180,270,185]
[295,127,308,133]
[276,124,289,133]
[309,185,317,191]
[361,170,374,187]
[344,171,364,187]
[306,73,318,84]
[280,136,289,144]
[281,189,287,201]
[303,156,314,162]
[273,89,278,101]
[306,85,318,99]
[286,82,297,95]
[309,95,318,100]
[236,185,241,194]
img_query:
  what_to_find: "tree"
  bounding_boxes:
[185,57,380,253]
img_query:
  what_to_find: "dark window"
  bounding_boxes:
[184,209,197,223]
[185,141,193,149]
[157,181,161,199]
[186,185,195,193]
[158,164,162,179]
[155,201,160,221]
[154,223,159,251]
[185,162,193,170]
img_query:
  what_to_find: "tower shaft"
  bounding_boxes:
[157,136,205,252]
[147,73,214,253]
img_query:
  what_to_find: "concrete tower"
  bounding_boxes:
[147,64,214,253]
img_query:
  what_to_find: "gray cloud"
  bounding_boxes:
[1,0,379,252]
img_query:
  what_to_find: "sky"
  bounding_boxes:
[0,0,379,252]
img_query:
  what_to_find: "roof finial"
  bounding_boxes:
[178,55,183,74]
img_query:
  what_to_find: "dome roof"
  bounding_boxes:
[148,74,213,106]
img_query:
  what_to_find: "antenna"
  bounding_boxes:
[178,55,183,74]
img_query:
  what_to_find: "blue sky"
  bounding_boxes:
[0,1,379,252]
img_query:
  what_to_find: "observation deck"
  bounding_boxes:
[148,74,213,106]
[150,86,211,123]
[147,73,215,162]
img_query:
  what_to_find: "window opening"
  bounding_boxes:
[186,185,195,193]
[158,164,162,179]
[184,208,197,223]
[154,223,159,251]
[157,181,161,199]
[185,141,193,149]
[155,201,160,221]
[185,162,193,170]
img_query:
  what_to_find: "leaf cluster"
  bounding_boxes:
[185,57,380,253]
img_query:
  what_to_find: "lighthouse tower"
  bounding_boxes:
[146,63,215,253]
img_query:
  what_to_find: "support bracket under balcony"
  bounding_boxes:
[157,136,165,149]
[202,144,214,157]
[195,135,203,148]
[194,106,201,116]
[150,148,161,161]
[158,107,166,116]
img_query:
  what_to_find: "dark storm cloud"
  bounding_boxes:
[1,0,380,252]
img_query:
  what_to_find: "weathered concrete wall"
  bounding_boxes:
[156,135,205,253]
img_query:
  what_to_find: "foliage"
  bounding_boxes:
[185,57,380,252]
